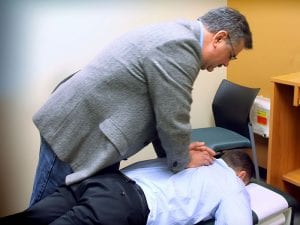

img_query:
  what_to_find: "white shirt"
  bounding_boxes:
[198,20,204,48]
[122,158,252,225]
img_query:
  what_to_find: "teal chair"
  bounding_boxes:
[191,79,260,179]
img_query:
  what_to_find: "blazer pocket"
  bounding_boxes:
[99,118,129,156]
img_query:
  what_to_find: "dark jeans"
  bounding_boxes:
[0,172,149,225]
[30,137,73,206]
[30,137,120,206]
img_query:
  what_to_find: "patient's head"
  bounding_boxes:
[221,150,255,185]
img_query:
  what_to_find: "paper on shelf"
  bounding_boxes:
[246,183,288,221]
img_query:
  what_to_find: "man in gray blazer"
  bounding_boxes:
[30,7,253,205]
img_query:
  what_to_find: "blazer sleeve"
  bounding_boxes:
[152,135,166,158]
[143,39,201,172]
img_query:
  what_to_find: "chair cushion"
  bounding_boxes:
[191,127,251,151]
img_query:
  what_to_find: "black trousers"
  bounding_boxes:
[0,171,149,225]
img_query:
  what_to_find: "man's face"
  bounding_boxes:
[200,31,245,72]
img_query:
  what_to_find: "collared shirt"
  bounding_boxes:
[198,20,204,48]
[122,158,252,225]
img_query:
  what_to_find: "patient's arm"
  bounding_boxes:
[214,191,252,225]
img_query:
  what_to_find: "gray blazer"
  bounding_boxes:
[33,20,202,185]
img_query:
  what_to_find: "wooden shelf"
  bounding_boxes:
[271,72,300,86]
[271,72,300,107]
[267,72,300,202]
[294,86,300,106]
[283,169,300,187]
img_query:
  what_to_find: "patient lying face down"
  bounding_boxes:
[0,150,254,225]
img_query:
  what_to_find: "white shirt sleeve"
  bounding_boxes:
[214,189,252,225]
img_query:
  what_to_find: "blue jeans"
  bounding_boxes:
[29,137,73,206]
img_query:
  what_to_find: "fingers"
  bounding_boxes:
[187,149,215,168]
[187,141,216,168]
[200,150,215,165]
[189,142,216,157]
[198,145,215,157]
[189,141,205,150]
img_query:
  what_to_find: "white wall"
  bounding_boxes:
[0,0,226,216]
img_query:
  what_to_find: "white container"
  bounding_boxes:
[250,96,271,138]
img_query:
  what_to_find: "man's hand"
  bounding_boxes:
[187,142,216,168]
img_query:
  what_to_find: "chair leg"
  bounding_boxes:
[248,124,260,180]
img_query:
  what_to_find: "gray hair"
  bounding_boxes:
[198,7,252,49]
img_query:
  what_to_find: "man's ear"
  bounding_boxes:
[212,30,228,45]
[237,170,248,184]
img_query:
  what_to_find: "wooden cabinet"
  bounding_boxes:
[267,72,300,202]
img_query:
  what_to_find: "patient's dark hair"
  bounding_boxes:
[221,150,255,180]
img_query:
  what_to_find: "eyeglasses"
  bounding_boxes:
[228,35,237,60]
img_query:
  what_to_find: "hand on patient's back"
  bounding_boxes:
[187,146,215,168]
[189,142,215,156]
